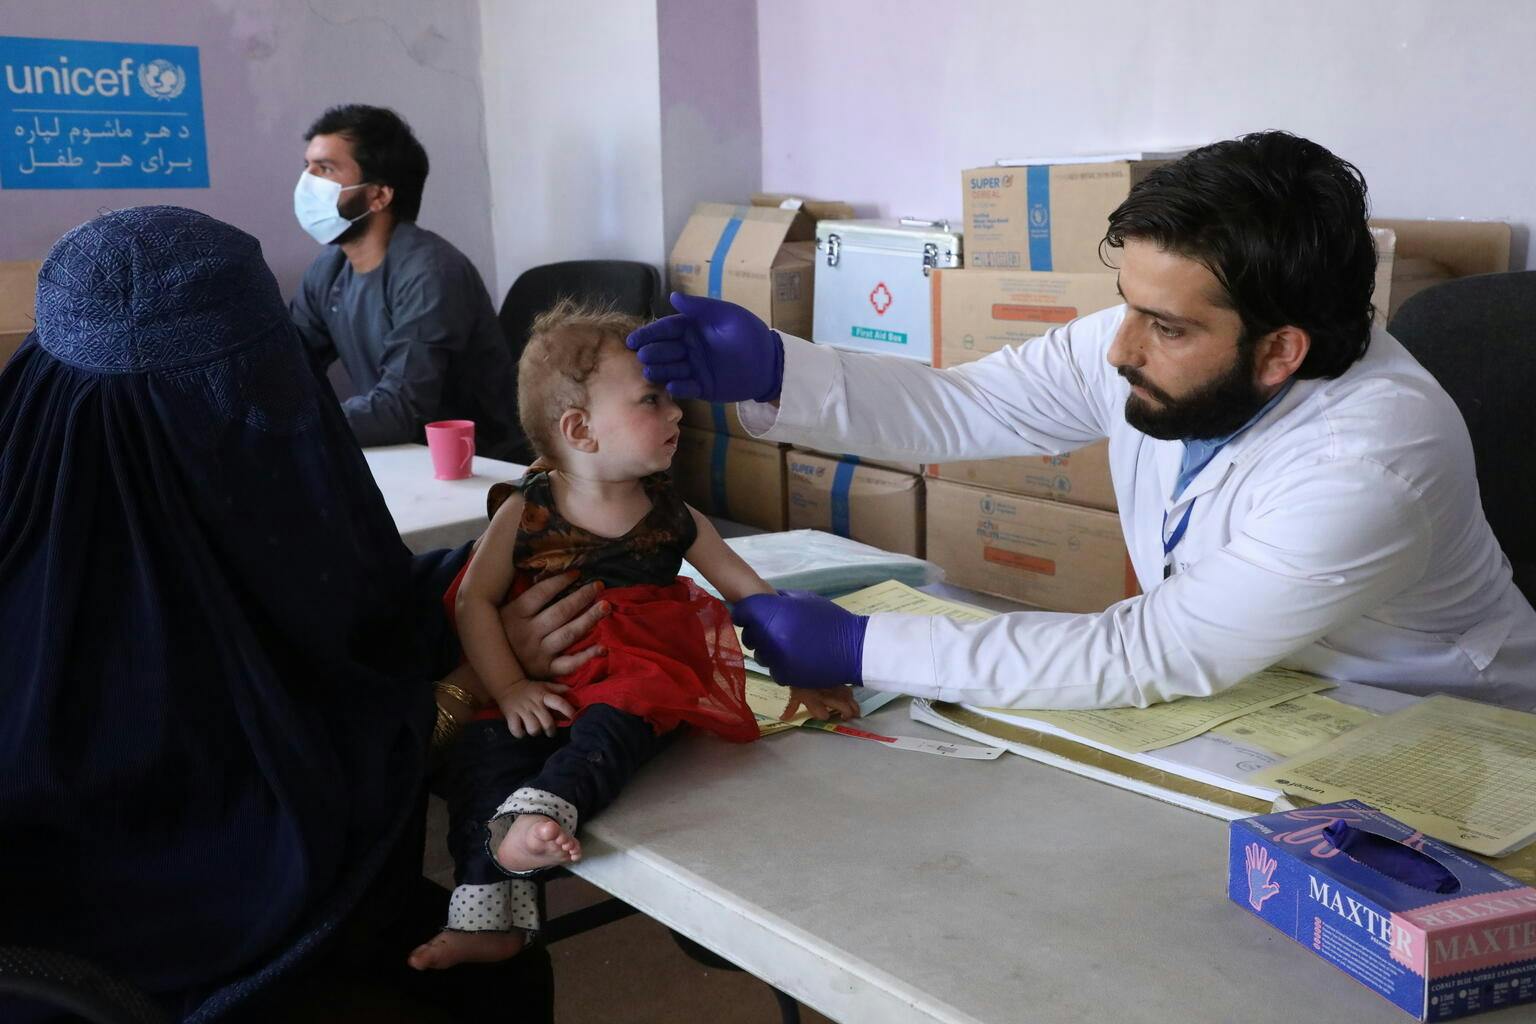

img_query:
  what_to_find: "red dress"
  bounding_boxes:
[444,471,758,743]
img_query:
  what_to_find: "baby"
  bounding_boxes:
[410,299,856,969]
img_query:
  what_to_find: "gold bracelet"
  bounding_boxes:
[435,681,483,709]
[432,705,460,751]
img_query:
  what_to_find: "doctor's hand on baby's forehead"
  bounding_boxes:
[626,293,783,404]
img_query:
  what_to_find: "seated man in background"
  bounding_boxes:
[291,103,522,460]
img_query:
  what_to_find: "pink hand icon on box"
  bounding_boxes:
[1245,843,1281,911]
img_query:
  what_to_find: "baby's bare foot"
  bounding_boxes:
[495,813,581,873]
[407,928,526,970]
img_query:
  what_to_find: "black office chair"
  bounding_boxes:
[0,946,170,1024]
[496,260,662,463]
[1387,270,1536,604]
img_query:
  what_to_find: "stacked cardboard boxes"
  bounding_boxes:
[1369,219,1511,324]
[785,449,925,558]
[669,193,853,340]
[961,157,1175,272]
[936,157,1146,611]
[670,425,788,533]
[666,195,854,531]
[928,269,1122,511]
[925,266,1133,611]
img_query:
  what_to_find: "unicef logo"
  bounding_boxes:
[979,495,994,514]
[137,59,186,100]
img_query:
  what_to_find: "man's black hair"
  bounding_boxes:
[305,104,429,223]
[1103,131,1377,379]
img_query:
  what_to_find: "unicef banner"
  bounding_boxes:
[0,36,208,190]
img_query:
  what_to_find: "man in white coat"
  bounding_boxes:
[625,132,1535,712]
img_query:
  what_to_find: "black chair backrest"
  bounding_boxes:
[1387,270,1536,603]
[496,261,661,464]
[497,260,660,367]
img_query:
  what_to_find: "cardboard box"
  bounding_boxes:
[670,427,787,532]
[0,260,41,368]
[786,451,924,558]
[962,161,1172,273]
[669,194,854,339]
[929,268,1122,367]
[793,445,921,477]
[1371,220,1512,325]
[678,399,752,440]
[929,442,1116,512]
[926,268,1122,510]
[925,478,1136,612]
[1230,802,1536,1021]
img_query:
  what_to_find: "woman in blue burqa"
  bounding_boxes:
[0,206,551,1022]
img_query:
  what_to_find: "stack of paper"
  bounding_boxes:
[813,581,1407,819]
[1254,696,1536,857]
[681,530,942,599]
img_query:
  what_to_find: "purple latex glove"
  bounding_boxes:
[732,589,867,689]
[1323,820,1459,894]
[625,292,784,402]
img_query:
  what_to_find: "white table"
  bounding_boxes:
[570,703,1532,1024]
[364,450,1531,1023]
[363,443,526,552]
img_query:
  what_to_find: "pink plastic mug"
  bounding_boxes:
[425,420,475,480]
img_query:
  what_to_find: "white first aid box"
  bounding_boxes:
[812,219,961,364]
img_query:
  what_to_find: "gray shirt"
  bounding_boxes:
[290,223,522,460]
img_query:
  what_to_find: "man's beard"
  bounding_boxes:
[1121,341,1269,441]
[331,189,373,246]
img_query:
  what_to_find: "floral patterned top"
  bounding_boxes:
[488,470,697,595]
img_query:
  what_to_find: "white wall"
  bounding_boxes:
[0,0,495,295]
[657,0,762,267]
[479,0,666,302]
[757,0,1536,269]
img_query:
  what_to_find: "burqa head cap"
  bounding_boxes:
[36,205,289,372]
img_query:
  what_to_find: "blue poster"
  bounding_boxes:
[0,36,208,190]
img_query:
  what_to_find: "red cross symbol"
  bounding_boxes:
[869,282,893,315]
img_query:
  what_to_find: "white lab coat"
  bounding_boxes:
[737,306,1536,711]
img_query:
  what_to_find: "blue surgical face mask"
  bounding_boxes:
[293,171,371,244]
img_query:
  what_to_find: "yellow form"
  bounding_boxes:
[1254,695,1536,857]
[977,668,1334,754]
[1211,692,1377,758]
[802,581,1336,753]
[745,672,804,736]
[834,579,994,622]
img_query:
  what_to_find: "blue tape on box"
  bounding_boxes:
[1230,801,1536,1020]
[830,456,858,537]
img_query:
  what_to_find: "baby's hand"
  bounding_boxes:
[498,680,576,738]
[782,685,860,722]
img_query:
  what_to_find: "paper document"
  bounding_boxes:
[681,530,940,600]
[833,578,994,621]
[975,668,1333,754]
[911,698,1279,819]
[1210,692,1377,758]
[1254,695,1536,857]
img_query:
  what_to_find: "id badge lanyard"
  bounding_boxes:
[1162,501,1194,580]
